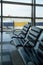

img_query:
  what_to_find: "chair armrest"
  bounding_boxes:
[23,40,34,48]
[23,40,29,47]
[28,62,35,65]
[16,44,23,47]
[13,33,19,36]
[12,36,24,39]
[38,39,43,45]
[18,32,22,36]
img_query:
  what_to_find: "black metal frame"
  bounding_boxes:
[1,0,3,64]
[0,1,43,6]
[0,0,43,32]
[0,16,43,19]
[2,1,33,6]
[0,1,2,33]
[33,0,36,26]
[1,16,32,19]
[0,0,33,33]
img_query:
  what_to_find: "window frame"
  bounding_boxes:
[0,0,43,32]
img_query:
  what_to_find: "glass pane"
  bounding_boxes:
[0,4,1,16]
[3,4,31,17]
[3,0,32,3]
[0,4,1,33]
[3,18,31,31]
[36,19,43,29]
[0,18,1,65]
[0,4,1,42]
[0,3,1,64]
[36,0,43,4]
[0,18,1,42]
[36,7,43,17]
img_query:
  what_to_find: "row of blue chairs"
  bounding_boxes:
[11,23,43,65]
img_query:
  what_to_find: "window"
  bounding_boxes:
[0,18,1,42]
[0,4,1,32]
[0,4,1,16]
[1,0,32,32]
[3,4,31,17]
[36,7,43,28]
[36,0,43,4]
[36,19,43,28]
[3,18,31,31]
[36,7,43,17]
[3,3,31,31]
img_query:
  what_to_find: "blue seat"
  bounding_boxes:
[18,27,42,65]
[17,26,42,47]
[10,24,31,46]
[35,32,43,65]
[27,31,43,65]
[12,23,31,39]
[11,27,43,65]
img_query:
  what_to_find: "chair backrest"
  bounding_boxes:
[19,23,31,38]
[37,34,43,64]
[35,41,43,65]
[25,26,42,47]
[33,32,43,65]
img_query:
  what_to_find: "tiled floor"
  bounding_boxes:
[0,32,17,65]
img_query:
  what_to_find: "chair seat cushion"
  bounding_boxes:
[18,47,31,64]
[13,38,21,46]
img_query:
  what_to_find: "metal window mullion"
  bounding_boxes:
[34,0,36,25]
[33,0,36,26]
[0,1,43,7]
[2,16,32,19]
[0,16,43,19]
[35,4,43,7]
[36,17,43,19]
[1,0,3,65]
[31,0,34,26]
[2,1,32,6]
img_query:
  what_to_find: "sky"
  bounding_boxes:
[0,0,43,22]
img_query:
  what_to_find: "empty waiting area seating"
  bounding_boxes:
[11,26,42,48]
[35,32,43,65]
[11,27,43,65]
[12,23,31,39]
[31,32,43,65]
[10,23,31,46]
[18,31,43,65]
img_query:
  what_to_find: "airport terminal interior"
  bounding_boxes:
[0,0,43,65]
